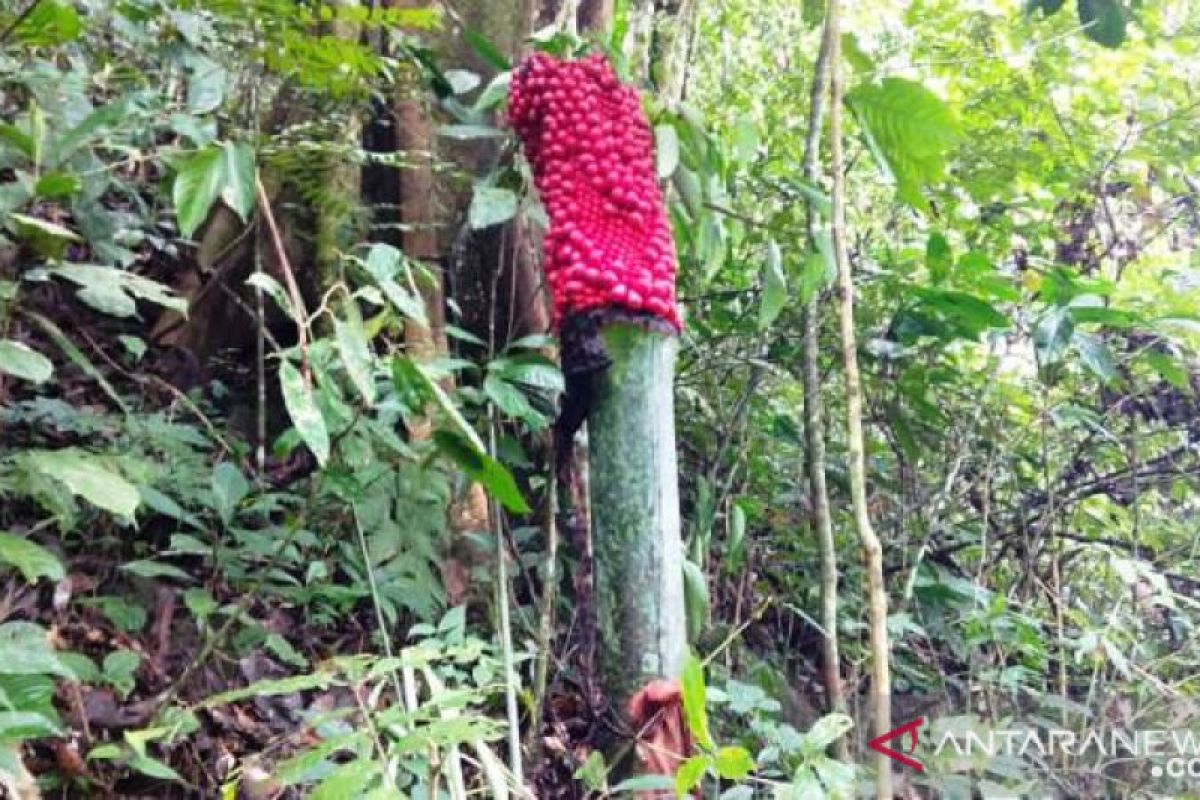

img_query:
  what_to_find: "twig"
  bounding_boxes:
[254,173,312,381]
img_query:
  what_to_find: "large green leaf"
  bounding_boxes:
[758,239,787,330]
[219,142,256,221]
[334,308,377,406]
[26,449,140,519]
[848,78,961,212]
[680,653,713,749]
[0,340,52,384]
[280,361,330,466]
[173,145,224,238]
[682,559,710,643]
[432,430,530,514]
[1078,0,1126,47]
[14,0,82,45]
[0,534,64,584]
[0,623,75,678]
[49,265,187,318]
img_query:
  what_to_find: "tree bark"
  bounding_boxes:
[827,3,892,796]
[588,323,686,704]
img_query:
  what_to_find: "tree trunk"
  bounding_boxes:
[588,323,686,703]
[800,3,848,760]
[827,2,892,796]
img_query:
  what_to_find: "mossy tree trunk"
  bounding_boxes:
[588,324,687,704]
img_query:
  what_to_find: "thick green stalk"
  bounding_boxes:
[588,323,686,704]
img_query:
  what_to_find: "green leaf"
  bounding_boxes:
[758,240,787,330]
[925,232,952,283]
[245,273,294,317]
[655,124,680,179]
[0,533,63,584]
[1139,352,1191,392]
[50,265,188,317]
[433,430,530,514]
[14,0,82,46]
[121,560,193,582]
[219,142,256,221]
[173,146,224,238]
[102,650,141,698]
[911,287,1009,337]
[27,449,139,518]
[798,250,829,305]
[280,361,330,466]
[0,622,74,678]
[842,32,875,73]
[489,355,564,393]
[334,309,377,406]
[311,759,380,799]
[1073,333,1118,384]
[464,29,512,70]
[1034,306,1074,365]
[680,653,713,749]
[7,213,80,258]
[682,559,709,643]
[0,340,52,384]
[363,244,428,325]
[847,78,960,212]
[801,713,854,754]
[468,186,518,229]
[47,100,127,167]
[1078,0,1126,47]
[33,172,80,199]
[211,462,249,527]
[187,57,228,113]
[611,775,676,794]
[484,374,545,428]
[713,746,754,779]
[0,711,62,741]
[573,750,608,791]
[731,118,759,165]
[202,671,336,707]
[675,754,711,797]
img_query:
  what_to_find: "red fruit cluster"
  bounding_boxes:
[508,52,680,330]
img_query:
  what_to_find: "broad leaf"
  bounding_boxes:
[219,142,256,221]
[211,462,250,527]
[713,746,754,779]
[50,265,187,317]
[334,308,377,406]
[848,78,961,212]
[1078,0,1126,47]
[680,653,713,749]
[0,340,52,384]
[432,430,530,514]
[280,361,330,465]
[173,145,224,238]
[759,240,787,330]
[27,449,140,518]
[0,533,64,584]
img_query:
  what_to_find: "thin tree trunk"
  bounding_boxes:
[800,5,848,761]
[827,3,892,796]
